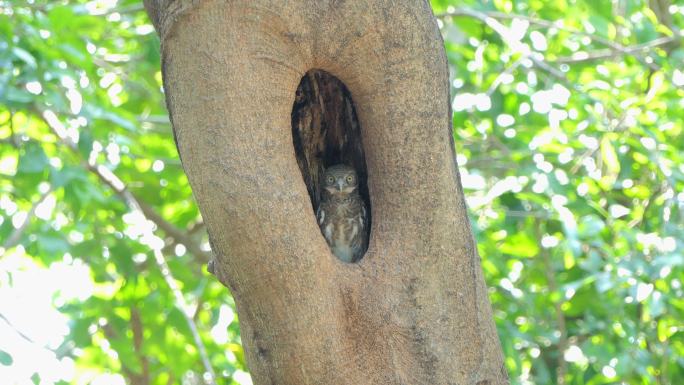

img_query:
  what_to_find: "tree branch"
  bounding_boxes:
[139,201,210,263]
[438,8,573,79]
[439,6,670,125]
[437,8,683,70]
[153,248,216,384]
[38,108,217,382]
[486,56,525,96]
[130,306,151,385]
[553,35,682,64]
[536,224,568,385]
[35,107,211,263]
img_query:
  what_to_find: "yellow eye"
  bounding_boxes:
[327,176,334,184]
[346,175,353,183]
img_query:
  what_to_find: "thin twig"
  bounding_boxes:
[437,8,682,70]
[554,35,681,64]
[536,224,568,385]
[439,8,572,80]
[113,4,146,15]
[38,108,217,382]
[1,187,53,253]
[153,248,217,384]
[139,201,210,263]
[101,322,149,385]
[0,312,37,344]
[8,110,18,148]
[486,56,525,96]
[188,220,206,236]
[503,209,550,219]
[35,107,211,263]
[130,307,151,385]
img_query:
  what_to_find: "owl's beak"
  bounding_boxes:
[337,180,345,191]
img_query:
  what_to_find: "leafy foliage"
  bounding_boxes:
[435,1,684,384]
[0,0,682,384]
[1,1,245,384]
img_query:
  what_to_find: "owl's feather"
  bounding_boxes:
[317,165,368,262]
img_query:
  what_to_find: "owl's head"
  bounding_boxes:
[322,164,358,195]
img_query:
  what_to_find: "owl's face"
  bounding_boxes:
[323,164,358,195]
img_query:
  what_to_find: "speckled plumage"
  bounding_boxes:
[316,164,368,263]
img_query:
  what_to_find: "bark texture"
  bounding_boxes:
[145,1,509,384]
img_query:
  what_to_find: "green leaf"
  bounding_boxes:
[3,87,33,104]
[578,215,605,238]
[17,142,49,174]
[11,47,37,68]
[0,349,13,366]
[499,233,540,258]
[77,130,94,158]
[50,165,88,188]
[600,137,620,175]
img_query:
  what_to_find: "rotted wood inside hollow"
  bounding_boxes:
[291,69,371,236]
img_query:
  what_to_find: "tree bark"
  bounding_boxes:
[145,1,509,384]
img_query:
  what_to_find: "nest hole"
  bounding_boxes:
[291,69,371,261]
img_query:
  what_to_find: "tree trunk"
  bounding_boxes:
[144,1,509,384]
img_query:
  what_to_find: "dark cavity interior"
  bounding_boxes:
[291,69,371,259]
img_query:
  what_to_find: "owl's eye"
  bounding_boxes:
[326,176,334,184]
[346,175,354,183]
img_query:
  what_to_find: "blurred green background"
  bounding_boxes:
[0,0,682,384]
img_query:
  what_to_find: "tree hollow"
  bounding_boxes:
[291,69,371,261]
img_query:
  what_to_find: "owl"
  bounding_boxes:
[316,164,368,263]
